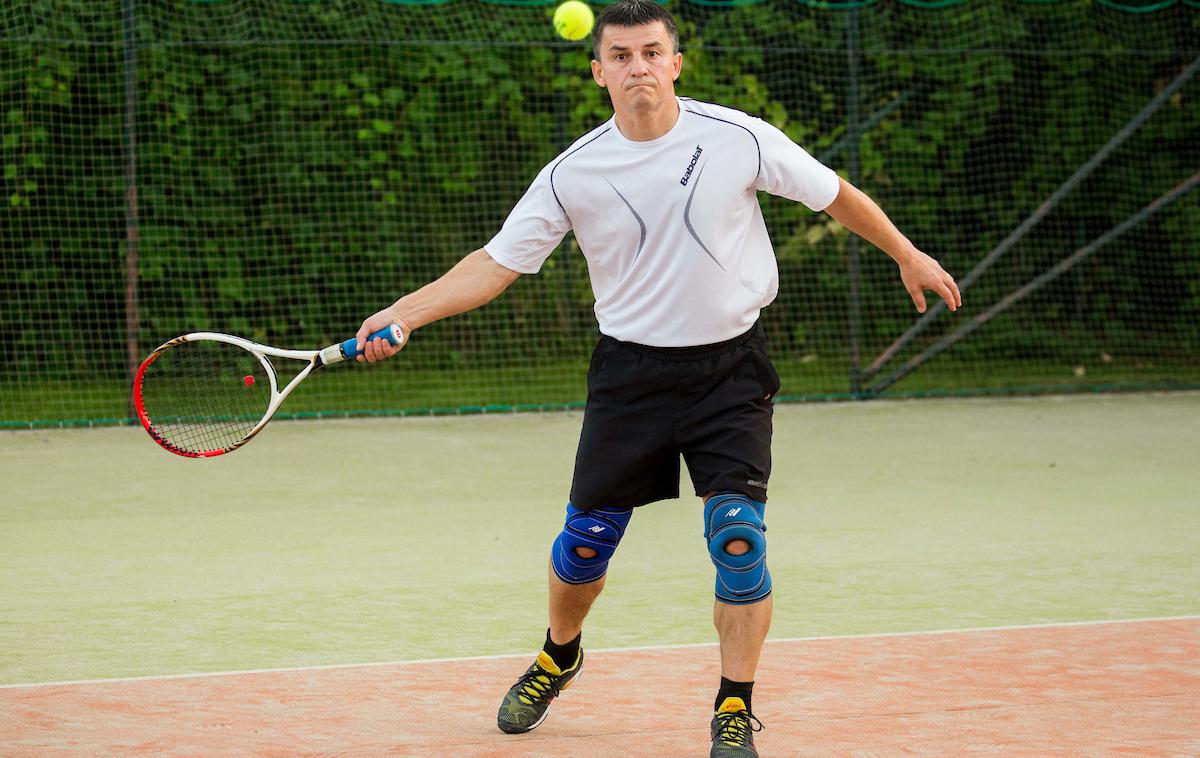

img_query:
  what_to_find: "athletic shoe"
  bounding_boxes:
[710,696,763,757]
[496,648,584,734]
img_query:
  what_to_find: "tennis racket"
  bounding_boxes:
[133,324,404,458]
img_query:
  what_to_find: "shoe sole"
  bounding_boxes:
[498,667,583,735]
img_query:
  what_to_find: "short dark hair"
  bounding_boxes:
[591,0,680,61]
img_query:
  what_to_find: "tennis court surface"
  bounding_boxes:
[3,618,1197,755]
[2,394,1198,754]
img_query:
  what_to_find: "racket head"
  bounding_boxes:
[133,335,277,457]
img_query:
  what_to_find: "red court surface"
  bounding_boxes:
[3,618,1197,756]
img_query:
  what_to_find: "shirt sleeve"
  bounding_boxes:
[484,163,572,274]
[748,118,841,212]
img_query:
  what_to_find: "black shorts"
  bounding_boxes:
[569,323,780,510]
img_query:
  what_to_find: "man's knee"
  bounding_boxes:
[704,492,772,604]
[551,503,633,584]
[723,539,751,557]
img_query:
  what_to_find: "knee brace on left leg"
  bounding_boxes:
[704,492,772,604]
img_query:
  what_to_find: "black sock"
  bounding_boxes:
[715,677,754,713]
[543,628,581,670]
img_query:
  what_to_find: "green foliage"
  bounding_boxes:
[1,0,1197,421]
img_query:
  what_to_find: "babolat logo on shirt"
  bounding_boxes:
[679,144,704,186]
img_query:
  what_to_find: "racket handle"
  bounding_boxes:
[342,323,405,360]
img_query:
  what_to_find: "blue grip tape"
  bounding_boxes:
[342,324,403,359]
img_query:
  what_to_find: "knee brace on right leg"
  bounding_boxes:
[551,503,633,584]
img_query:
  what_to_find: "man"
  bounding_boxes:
[355,2,960,755]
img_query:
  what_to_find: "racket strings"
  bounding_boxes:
[139,340,273,455]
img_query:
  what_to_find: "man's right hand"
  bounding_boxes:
[354,306,411,363]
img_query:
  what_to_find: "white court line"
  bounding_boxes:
[2,614,1196,691]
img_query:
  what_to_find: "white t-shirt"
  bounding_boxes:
[485,97,841,347]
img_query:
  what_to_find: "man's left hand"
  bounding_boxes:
[898,249,961,314]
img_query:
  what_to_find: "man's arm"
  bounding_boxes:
[823,177,961,314]
[354,248,522,363]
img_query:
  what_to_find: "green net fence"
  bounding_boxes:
[2,0,1198,428]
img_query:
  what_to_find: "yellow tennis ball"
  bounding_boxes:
[553,1,594,42]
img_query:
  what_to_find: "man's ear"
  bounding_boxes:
[672,52,683,81]
[591,58,606,88]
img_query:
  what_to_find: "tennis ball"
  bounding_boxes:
[553,1,594,42]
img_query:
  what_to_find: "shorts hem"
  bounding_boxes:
[569,488,680,511]
[693,479,768,503]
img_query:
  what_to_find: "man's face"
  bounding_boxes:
[591,21,682,116]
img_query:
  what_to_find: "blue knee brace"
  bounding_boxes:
[704,493,772,604]
[551,503,633,584]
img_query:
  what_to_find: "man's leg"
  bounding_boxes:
[498,506,631,734]
[549,555,605,644]
[547,503,632,642]
[713,545,773,681]
[544,504,630,657]
[704,492,771,757]
[710,591,771,758]
[704,492,773,679]
[707,505,773,683]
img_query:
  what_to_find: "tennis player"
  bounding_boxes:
[355,2,960,754]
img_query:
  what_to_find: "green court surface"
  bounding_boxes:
[1,393,1197,686]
